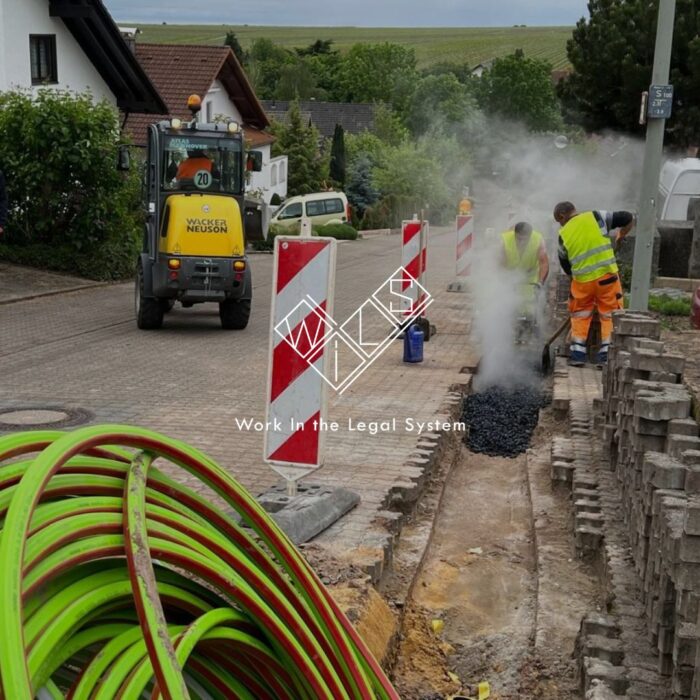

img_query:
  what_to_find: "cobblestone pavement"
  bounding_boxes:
[0,230,474,566]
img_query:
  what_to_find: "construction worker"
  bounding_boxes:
[501,221,550,311]
[553,201,635,367]
[176,149,219,181]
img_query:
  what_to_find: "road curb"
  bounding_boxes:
[0,281,114,306]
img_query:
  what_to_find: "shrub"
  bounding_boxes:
[361,194,419,230]
[648,294,692,317]
[313,223,358,240]
[0,89,142,280]
[250,222,297,251]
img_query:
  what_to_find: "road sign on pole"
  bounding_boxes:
[630,0,677,311]
[264,236,337,494]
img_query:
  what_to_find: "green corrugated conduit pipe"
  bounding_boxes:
[0,425,400,700]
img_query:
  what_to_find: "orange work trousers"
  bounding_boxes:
[568,273,623,345]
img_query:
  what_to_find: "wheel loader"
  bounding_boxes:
[135,95,265,330]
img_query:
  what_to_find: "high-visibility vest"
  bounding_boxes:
[560,211,618,282]
[502,229,543,285]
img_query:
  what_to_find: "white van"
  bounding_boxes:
[271,192,350,230]
[658,158,700,221]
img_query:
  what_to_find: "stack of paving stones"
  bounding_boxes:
[577,311,700,699]
[551,372,607,556]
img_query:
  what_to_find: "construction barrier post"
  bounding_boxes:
[401,217,429,314]
[448,212,474,292]
[264,236,337,495]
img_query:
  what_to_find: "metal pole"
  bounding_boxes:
[630,0,677,310]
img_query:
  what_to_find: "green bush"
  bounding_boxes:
[0,89,142,280]
[313,223,358,240]
[361,194,419,230]
[648,294,692,317]
[250,222,297,251]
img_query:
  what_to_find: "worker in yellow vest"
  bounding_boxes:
[553,201,635,368]
[501,222,550,317]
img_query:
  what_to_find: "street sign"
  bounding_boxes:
[648,84,674,119]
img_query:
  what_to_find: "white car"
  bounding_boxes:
[270,192,350,231]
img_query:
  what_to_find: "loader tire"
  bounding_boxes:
[219,298,251,330]
[135,267,163,330]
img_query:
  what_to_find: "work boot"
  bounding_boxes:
[568,350,587,367]
[595,344,610,369]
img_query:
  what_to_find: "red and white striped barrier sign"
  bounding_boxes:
[401,219,428,313]
[264,236,337,485]
[455,214,474,278]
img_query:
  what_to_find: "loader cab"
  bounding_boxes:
[136,96,262,331]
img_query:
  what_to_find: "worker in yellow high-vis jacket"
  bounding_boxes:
[553,201,635,368]
[500,221,550,318]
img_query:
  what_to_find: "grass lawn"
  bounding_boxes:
[130,24,572,69]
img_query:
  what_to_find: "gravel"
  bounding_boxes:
[463,386,546,458]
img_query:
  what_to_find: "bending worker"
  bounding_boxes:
[501,221,549,310]
[553,202,635,367]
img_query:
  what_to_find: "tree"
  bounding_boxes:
[475,51,562,132]
[305,52,344,101]
[559,0,700,146]
[329,124,346,186]
[421,61,474,84]
[295,39,336,57]
[408,73,478,135]
[224,31,248,66]
[372,104,409,146]
[337,43,418,116]
[247,38,295,99]
[271,100,322,196]
[345,155,379,220]
[274,62,323,100]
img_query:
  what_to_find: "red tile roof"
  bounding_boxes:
[123,44,270,146]
[244,126,276,148]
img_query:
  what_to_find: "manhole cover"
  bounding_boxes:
[0,407,92,431]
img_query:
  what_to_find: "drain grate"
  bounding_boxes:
[0,406,92,431]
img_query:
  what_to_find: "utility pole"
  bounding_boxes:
[630,0,677,310]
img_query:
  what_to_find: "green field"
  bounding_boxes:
[131,25,572,69]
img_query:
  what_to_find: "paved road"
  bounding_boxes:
[0,229,472,566]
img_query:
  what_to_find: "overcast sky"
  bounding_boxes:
[104,0,590,27]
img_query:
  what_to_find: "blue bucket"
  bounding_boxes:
[403,323,424,363]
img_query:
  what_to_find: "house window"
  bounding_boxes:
[30,35,58,85]
[271,164,278,186]
[279,161,286,183]
[205,101,213,123]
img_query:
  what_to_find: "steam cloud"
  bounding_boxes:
[462,121,645,389]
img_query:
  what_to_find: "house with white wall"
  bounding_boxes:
[0,0,164,113]
[124,44,287,205]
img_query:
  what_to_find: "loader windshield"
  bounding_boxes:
[162,135,243,195]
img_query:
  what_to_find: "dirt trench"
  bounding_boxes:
[387,400,602,700]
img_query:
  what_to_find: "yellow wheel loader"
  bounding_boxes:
[135,95,265,330]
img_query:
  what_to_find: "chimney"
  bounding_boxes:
[118,27,139,54]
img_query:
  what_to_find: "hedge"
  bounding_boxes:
[0,89,142,280]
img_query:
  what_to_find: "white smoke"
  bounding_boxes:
[462,121,645,390]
